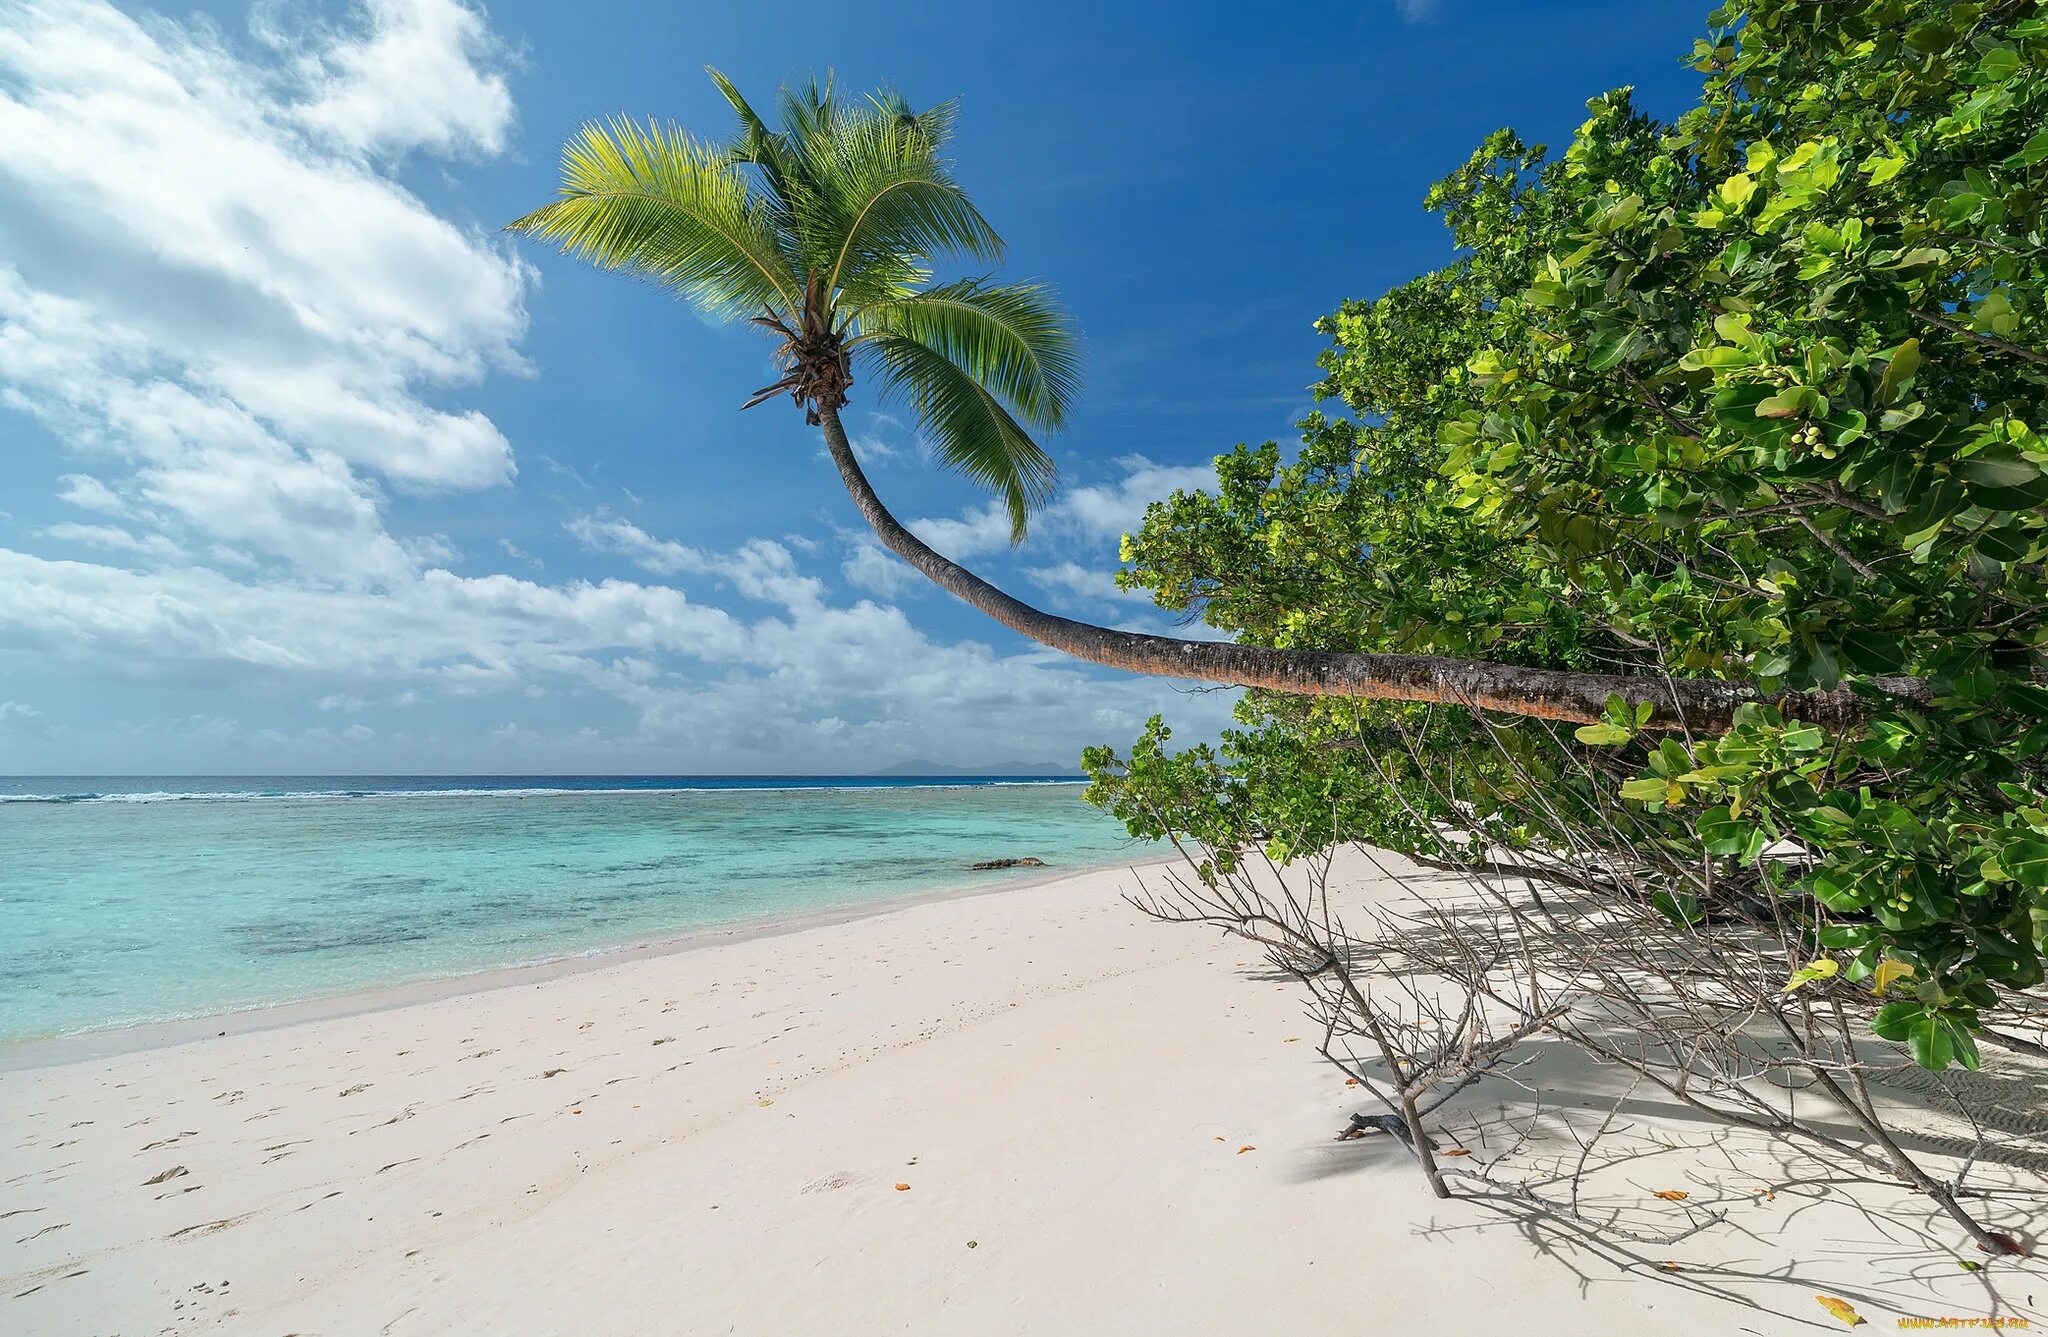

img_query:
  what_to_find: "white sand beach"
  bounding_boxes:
[5,851,2043,1335]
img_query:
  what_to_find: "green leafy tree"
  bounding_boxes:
[1093,0,2048,1069]
[511,69,1892,730]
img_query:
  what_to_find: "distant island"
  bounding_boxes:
[866,760,1082,778]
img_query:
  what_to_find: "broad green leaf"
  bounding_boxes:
[1839,629,1904,674]
[1698,805,1757,857]
[1875,339,1920,404]
[2002,838,2048,889]
[1755,387,1826,419]
[1782,958,1840,993]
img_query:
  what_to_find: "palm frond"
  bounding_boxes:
[863,331,1058,541]
[802,105,1003,301]
[858,279,1080,430]
[507,117,800,318]
[865,87,956,152]
[706,65,793,189]
[776,72,838,147]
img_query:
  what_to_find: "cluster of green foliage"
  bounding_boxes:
[1087,0,2048,1069]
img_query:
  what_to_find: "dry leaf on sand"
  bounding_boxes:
[1815,1295,1865,1327]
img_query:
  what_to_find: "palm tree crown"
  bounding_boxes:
[509,69,1080,541]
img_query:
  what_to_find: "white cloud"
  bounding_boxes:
[0,699,51,738]
[568,514,826,612]
[1024,560,1145,607]
[0,550,745,682]
[55,473,128,516]
[0,545,1239,768]
[287,0,517,158]
[0,0,529,586]
[848,411,914,465]
[1053,455,1217,543]
[41,521,184,561]
[840,540,919,598]
[906,502,1016,559]
[499,538,541,568]
[906,454,1216,560]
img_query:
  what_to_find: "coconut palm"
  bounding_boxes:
[507,70,1881,730]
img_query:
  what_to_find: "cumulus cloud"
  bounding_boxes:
[905,502,1017,560]
[1024,559,1145,607]
[55,473,128,516]
[0,699,51,739]
[286,0,517,158]
[906,454,1217,560]
[40,521,184,561]
[846,411,917,465]
[1054,455,1218,543]
[0,0,529,586]
[840,539,920,598]
[0,549,745,682]
[567,515,828,612]
[0,542,1237,768]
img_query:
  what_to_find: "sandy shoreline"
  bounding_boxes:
[5,851,2044,1335]
[0,851,1177,1072]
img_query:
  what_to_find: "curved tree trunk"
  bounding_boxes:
[816,406,1920,732]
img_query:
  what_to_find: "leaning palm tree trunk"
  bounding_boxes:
[817,406,1916,732]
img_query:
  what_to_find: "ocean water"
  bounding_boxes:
[0,776,1145,1040]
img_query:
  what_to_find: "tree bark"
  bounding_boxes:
[815,406,1923,731]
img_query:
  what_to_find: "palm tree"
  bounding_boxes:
[507,70,1893,732]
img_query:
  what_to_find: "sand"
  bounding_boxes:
[4,850,2043,1335]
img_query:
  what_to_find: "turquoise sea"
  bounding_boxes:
[0,776,1145,1040]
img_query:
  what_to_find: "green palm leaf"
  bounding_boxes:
[507,117,801,318]
[797,104,1004,302]
[863,331,1056,542]
[858,279,1080,430]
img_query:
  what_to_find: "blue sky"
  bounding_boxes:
[0,0,1704,775]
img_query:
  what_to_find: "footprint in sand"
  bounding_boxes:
[12,1268,89,1300]
[166,1214,252,1240]
[800,1171,857,1194]
[337,1083,372,1097]
[139,1132,198,1152]
[143,1165,189,1185]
